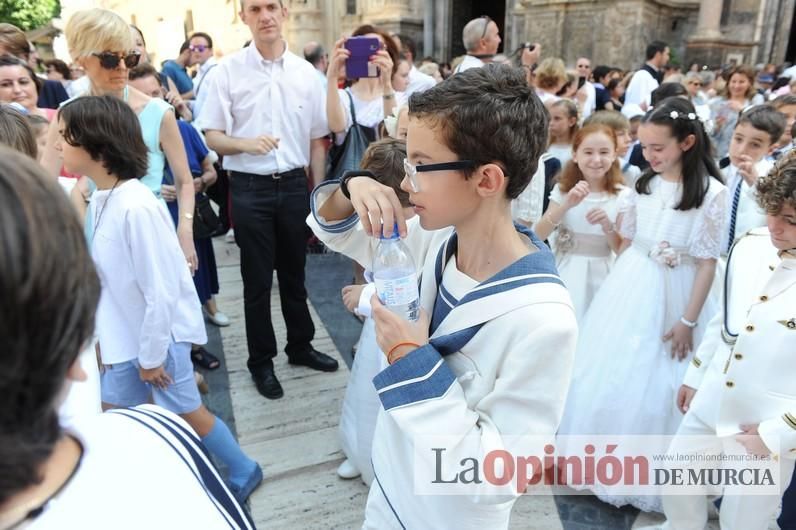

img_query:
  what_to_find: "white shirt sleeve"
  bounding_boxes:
[195,64,231,134]
[125,206,182,369]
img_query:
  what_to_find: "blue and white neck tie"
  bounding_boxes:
[726,178,743,253]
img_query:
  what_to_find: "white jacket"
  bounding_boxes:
[684,228,796,458]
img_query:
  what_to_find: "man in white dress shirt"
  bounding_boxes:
[201,0,338,401]
[453,15,501,74]
[624,41,669,110]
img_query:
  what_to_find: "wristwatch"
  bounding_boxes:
[340,170,376,200]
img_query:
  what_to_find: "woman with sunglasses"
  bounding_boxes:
[41,8,198,271]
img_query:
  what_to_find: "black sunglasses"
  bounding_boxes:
[91,51,141,70]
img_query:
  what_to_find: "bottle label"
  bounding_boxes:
[375,274,419,308]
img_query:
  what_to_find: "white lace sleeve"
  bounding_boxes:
[688,184,727,260]
[616,187,638,240]
[511,158,546,224]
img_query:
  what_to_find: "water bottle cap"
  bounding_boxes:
[378,222,401,240]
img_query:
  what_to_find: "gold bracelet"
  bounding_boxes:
[543,215,560,228]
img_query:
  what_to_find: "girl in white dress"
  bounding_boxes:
[547,99,579,167]
[535,123,629,321]
[557,98,727,512]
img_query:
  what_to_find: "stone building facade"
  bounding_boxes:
[55,0,795,69]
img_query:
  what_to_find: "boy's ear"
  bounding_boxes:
[475,163,507,197]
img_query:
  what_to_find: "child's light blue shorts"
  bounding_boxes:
[101,341,202,414]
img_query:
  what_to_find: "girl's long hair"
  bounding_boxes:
[635,98,723,211]
[557,124,624,195]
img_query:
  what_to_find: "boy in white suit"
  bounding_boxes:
[307,65,578,529]
[721,105,786,255]
[652,155,796,529]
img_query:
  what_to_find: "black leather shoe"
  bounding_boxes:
[252,370,283,399]
[288,349,339,372]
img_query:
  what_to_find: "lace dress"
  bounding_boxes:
[549,184,630,321]
[557,175,726,512]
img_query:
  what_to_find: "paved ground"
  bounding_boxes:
[200,238,768,530]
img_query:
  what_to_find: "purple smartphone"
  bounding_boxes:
[345,36,381,79]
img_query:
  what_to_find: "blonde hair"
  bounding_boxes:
[535,58,567,91]
[65,8,134,60]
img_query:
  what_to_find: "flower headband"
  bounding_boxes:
[669,111,698,121]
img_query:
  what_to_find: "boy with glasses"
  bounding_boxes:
[307,64,577,529]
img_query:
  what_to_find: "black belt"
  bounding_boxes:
[232,168,305,180]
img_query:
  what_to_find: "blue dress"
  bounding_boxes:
[164,120,220,305]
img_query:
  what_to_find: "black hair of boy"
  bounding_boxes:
[637,97,723,211]
[407,63,549,200]
[360,137,410,207]
[736,104,786,146]
[58,95,149,180]
[0,145,100,506]
[646,41,668,61]
[0,104,37,159]
[129,63,159,82]
[756,152,796,214]
[650,82,688,107]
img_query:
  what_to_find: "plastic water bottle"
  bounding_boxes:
[373,225,420,321]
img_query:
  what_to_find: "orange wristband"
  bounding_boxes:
[387,342,420,364]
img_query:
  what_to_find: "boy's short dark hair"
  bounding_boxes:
[360,138,409,207]
[737,105,786,146]
[646,41,668,61]
[772,94,796,109]
[592,65,613,84]
[190,31,213,49]
[0,146,100,507]
[407,64,549,200]
[179,39,191,54]
[650,82,688,107]
[58,96,149,180]
[756,152,796,213]
[129,63,159,81]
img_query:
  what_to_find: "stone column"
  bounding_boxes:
[693,0,723,40]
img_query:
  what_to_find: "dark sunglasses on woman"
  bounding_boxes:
[91,50,142,70]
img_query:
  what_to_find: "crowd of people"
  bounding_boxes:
[1,0,796,528]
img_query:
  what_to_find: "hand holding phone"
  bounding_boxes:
[345,36,381,80]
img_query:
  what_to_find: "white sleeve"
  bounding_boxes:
[372,302,577,502]
[195,65,230,134]
[682,307,723,389]
[616,187,638,240]
[356,283,377,318]
[688,185,727,260]
[305,180,438,273]
[310,74,330,140]
[125,207,181,369]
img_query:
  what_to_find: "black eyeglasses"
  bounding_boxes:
[404,158,477,192]
[479,15,493,40]
[91,50,141,70]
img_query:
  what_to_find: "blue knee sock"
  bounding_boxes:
[202,416,258,486]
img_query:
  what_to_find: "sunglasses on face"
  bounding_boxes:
[189,44,209,52]
[91,50,141,70]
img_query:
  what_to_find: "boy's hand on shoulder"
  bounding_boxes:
[139,363,173,390]
[342,284,365,313]
[347,176,407,238]
[371,293,429,363]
